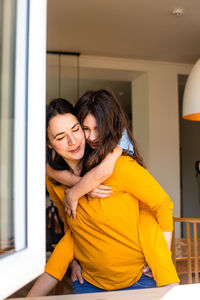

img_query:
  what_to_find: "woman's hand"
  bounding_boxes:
[87,185,113,198]
[64,189,78,220]
[70,259,84,284]
[64,185,112,220]
[142,264,153,278]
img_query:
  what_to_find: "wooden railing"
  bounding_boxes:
[172,217,200,283]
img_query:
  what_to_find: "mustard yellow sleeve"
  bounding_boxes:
[46,176,68,232]
[45,229,74,281]
[119,157,173,231]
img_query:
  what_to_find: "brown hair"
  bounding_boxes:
[75,89,144,172]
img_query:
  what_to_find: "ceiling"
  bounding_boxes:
[47,0,200,64]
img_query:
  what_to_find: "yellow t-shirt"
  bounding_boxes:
[45,156,179,289]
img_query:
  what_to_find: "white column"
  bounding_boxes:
[132,73,149,168]
[148,68,181,219]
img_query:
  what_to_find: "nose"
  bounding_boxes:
[88,130,97,142]
[67,134,76,146]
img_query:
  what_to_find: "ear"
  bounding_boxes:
[47,142,52,149]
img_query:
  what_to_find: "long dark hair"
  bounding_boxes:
[75,89,144,172]
[46,98,77,171]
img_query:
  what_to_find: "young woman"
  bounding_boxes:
[27,96,179,296]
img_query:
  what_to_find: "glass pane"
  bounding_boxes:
[0,0,19,256]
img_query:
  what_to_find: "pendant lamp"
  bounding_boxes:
[182,59,200,120]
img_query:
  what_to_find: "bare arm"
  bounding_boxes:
[65,146,123,219]
[27,272,58,297]
[163,231,172,250]
[46,163,80,186]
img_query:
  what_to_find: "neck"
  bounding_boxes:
[65,159,82,176]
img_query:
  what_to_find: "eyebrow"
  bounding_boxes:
[53,122,79,138]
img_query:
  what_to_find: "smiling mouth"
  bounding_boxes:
[89,142,98,147]
[69,145,81,153]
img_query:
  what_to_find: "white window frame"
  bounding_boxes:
[0,0,47,299]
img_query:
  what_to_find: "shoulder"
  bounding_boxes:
[46,176,60,190]
[115,155,138,169]
[46,176,67,201]
[46,176,55,192]
[106,155,149,190]
[46,176,67,189]
[114,155,142,175]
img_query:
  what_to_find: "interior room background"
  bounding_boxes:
[1,0,200,297]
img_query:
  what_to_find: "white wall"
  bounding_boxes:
[79,55,192,218]
[148,68,181,217]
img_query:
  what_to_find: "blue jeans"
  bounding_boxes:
[72,274,156,294]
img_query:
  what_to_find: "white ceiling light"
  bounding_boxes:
[182,59,200,121]
[171,8,184,17]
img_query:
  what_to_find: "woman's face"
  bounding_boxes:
[47,113,85,167]
[82,113,99,149]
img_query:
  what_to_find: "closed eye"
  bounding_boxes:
[56,136,64,141]
[72,125,80,132]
